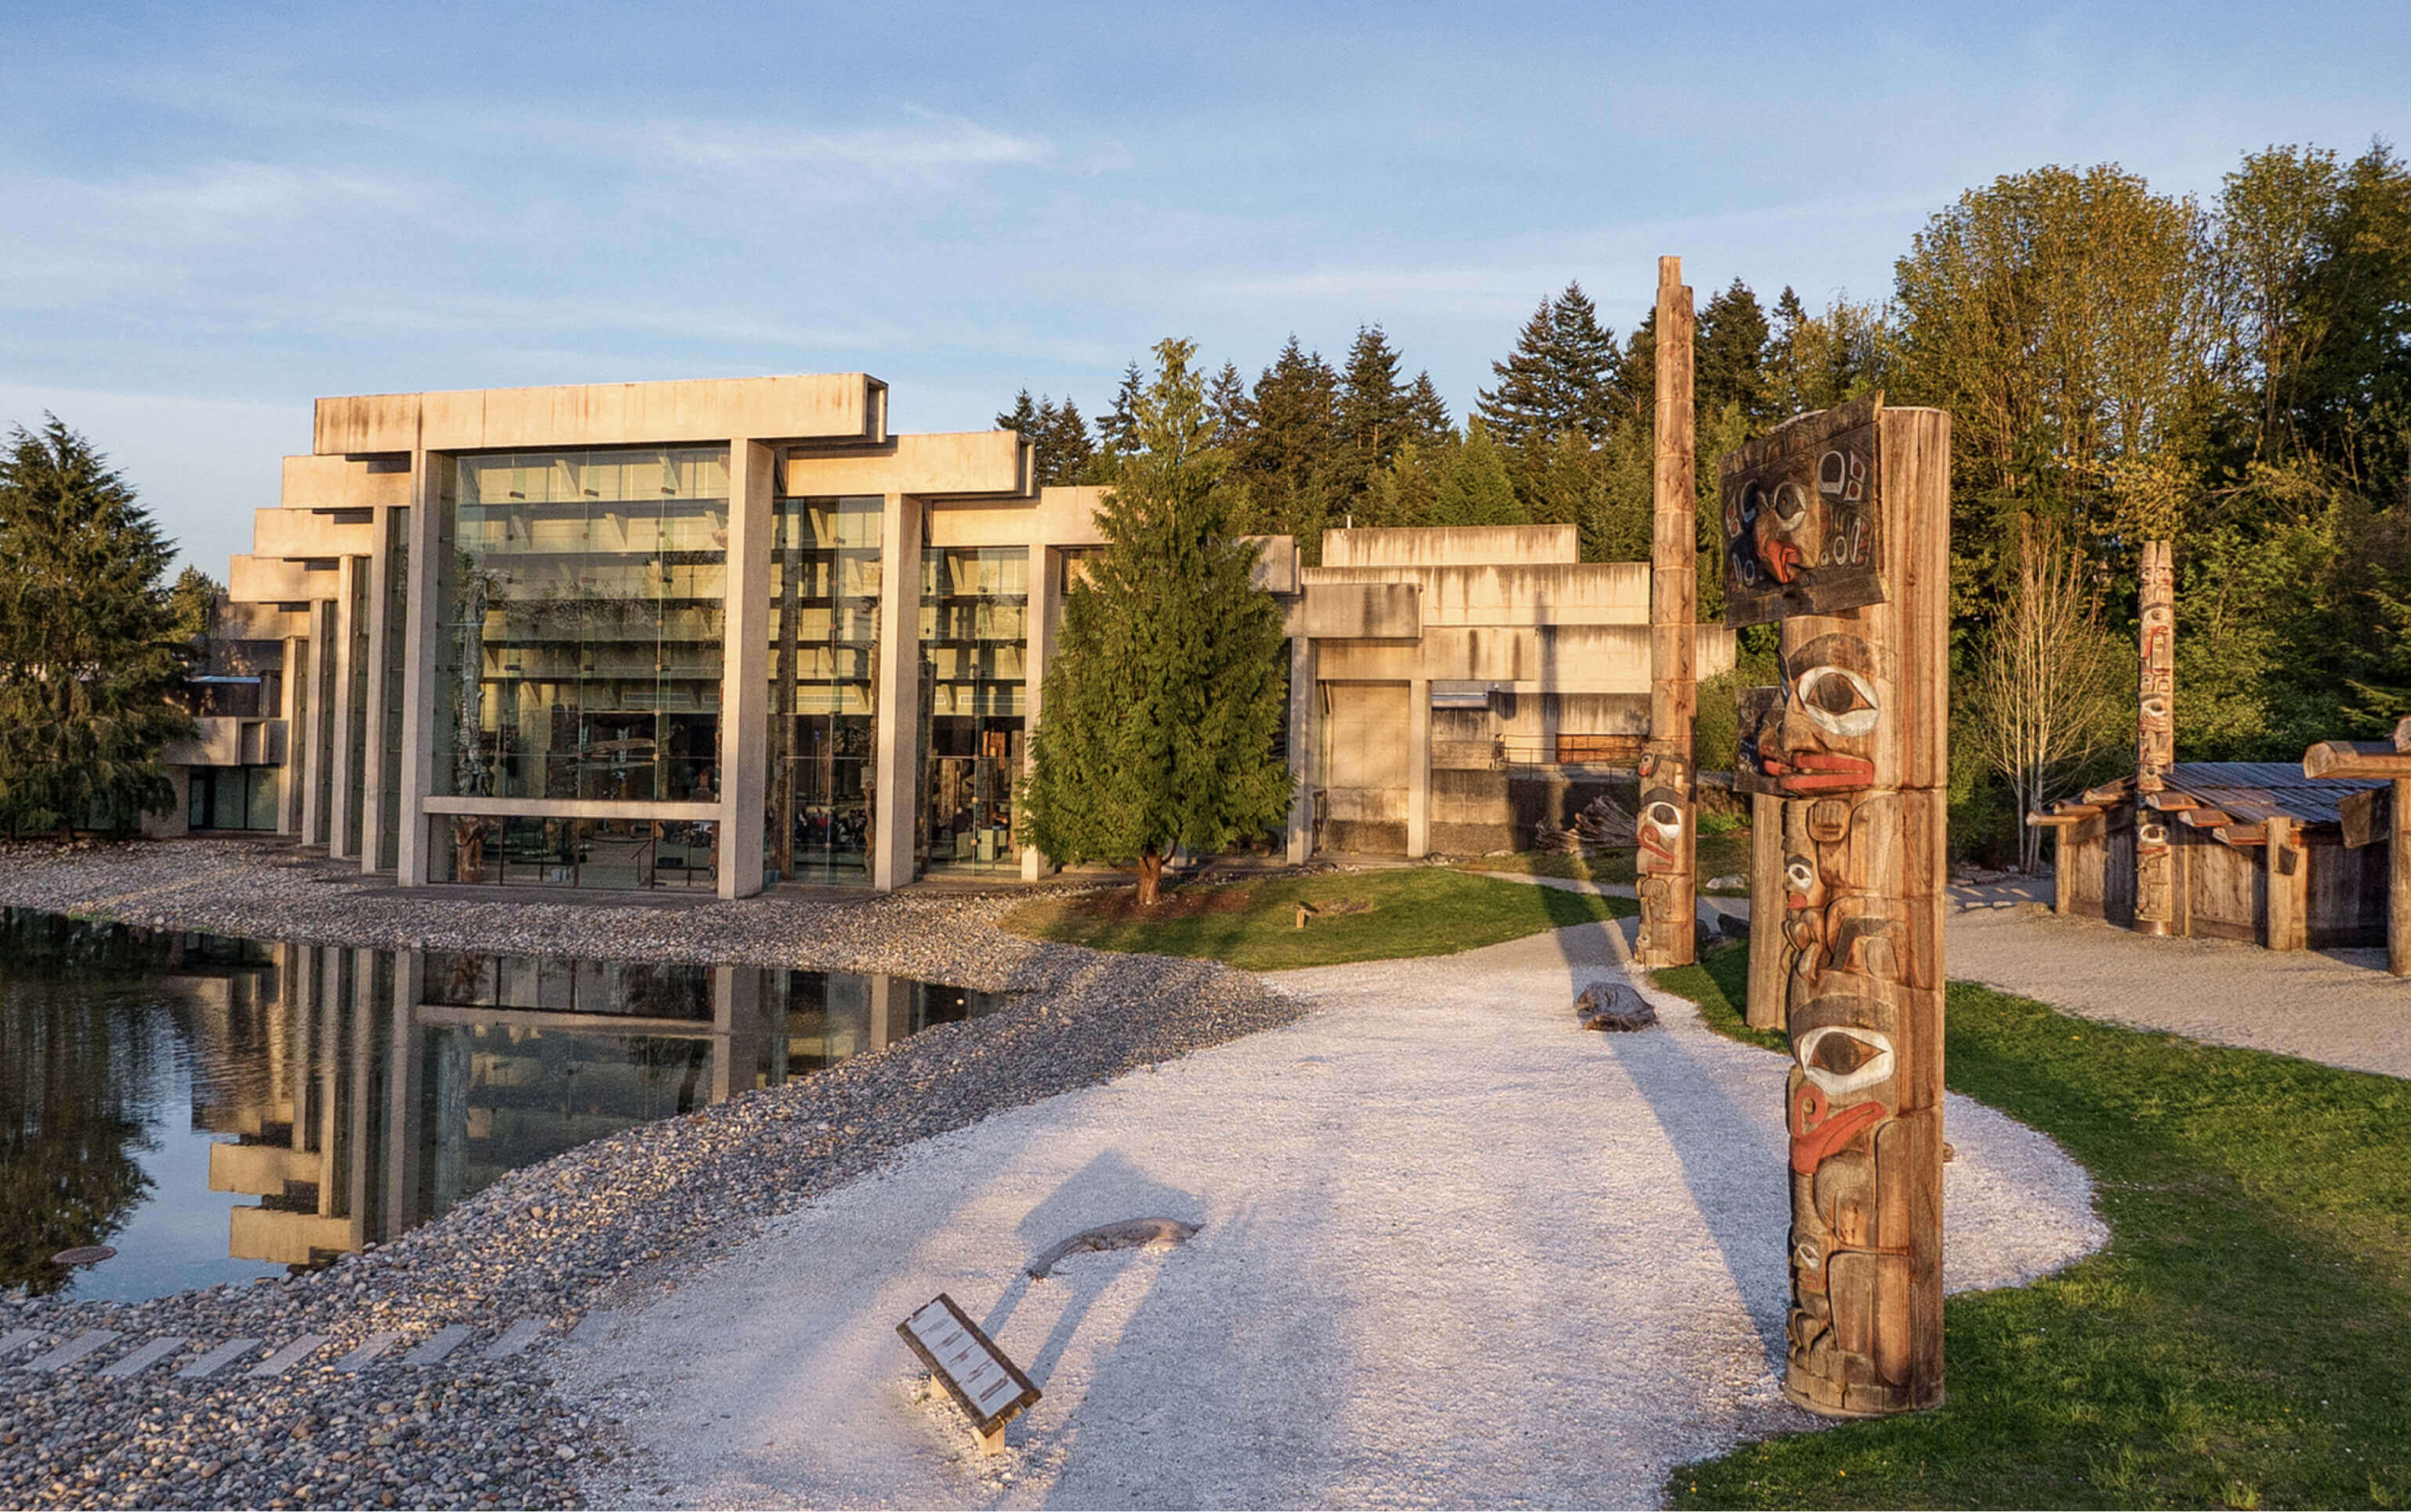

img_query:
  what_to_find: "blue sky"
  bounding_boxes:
[5,0,2407,575]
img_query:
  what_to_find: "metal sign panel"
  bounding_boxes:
[1720,394,1887,626]
[897,1293,1041,1437]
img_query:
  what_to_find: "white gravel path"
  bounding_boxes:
[562,919,2104,1510]
[1949,894,2411,1079]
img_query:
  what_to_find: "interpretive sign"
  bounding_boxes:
[1722,394,1886,625]
[897,1293,1041,1452]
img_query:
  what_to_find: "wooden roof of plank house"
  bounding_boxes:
[2031,761,2386,850]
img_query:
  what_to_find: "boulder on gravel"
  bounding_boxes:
[1574,982,1658,1032]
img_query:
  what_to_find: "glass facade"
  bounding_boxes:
[188,767,281,831]
[918,546,1028,874]
[431,448,729,891]
[764,495,882,887]
[435,448,729,804]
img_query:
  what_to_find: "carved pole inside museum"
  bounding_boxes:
[2134,539,2177,935]
[1724,394,1950,1416]
[1636,255,1699,969]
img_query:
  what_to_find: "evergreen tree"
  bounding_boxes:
[1021,340,1293,905]
[1384,440,1443,528]
[1403,370,1454,445]
[1235,336,1341,553]
[1095,361,1147,461]
[1696,277,1773,421]
[1040,397,1094,485]
[1476,297,1564,455]
[1207,361,1254,452]
[0,418,194,837]
[167,567,222,647]
[996,389,1042,444]
[1434,418,1525,526]
[1336,325,1411,474]
[1476,281,1621,454]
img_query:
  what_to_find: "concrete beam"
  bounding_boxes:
[252,506,377,559]
[719,440,775,899]
[785,430,1031,500]
[229,555,341,604]
[1322,524,1581,568]
[315,375,887,455]
[279,455,413,511]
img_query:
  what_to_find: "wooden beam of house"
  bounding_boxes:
[2343,786,2391,850]
[2303,741,2411,780]
[2213,824,2268,847]
[2177,807,2238,829]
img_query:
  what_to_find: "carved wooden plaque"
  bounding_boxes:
[1720,394,1887,626]
[897,1293,1041,1436]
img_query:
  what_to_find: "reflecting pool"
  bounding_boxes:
[0,909,1001,1303]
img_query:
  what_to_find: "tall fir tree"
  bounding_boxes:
[1476,296,1567,455]
[1094,361,1147,462]
[1336,325,1411,473]
[1403,370,1455,445]
[1235,335,1341,553]
[1041,397,1095,485]
[1020,340,1293,905]
[1206,361,1254,452]
[1695,277,1773,422]
[1434,418,1525,526]
[0,419,194,836]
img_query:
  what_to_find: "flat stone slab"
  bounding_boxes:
[27,1331,119,1372]
[248,1334,330,1378]
[335,1332,406,1372]
[401,1324,474,1365]
[0,1330,44,1362]
[179,1338,261,1380]
[486,1319,549,1359]
[98,1337,187,1378]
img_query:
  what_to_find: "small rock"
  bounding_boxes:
[1706,874,1746,890]
[1574,982,1659,1032]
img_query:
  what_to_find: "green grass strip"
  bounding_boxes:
[1003,866,1631,972]
[1655,945,2411,1509]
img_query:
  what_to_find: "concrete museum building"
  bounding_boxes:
[175,373,1731,894]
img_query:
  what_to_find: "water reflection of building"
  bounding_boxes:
[190,941,994,1269]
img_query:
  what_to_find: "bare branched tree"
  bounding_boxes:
[1974,518,2131,872]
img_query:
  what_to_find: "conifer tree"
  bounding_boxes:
[996,389,1043,444]
[1021,341,1292,905]
[0,418,194,836]
[1235,336,1340,553]
[1696,277,1773,422]
[1476,281,1621,453]
[1041,398,1094,485]
[1476,297,1566,455]
[1336,325,1410,473]
[1434,418,1525,526]
[1403,371,1455,445]
[1206,361,1253,451]
[1095,361,1147,462]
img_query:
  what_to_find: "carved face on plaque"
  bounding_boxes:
[1635,748,1690,875]
[1721,398,1885,625]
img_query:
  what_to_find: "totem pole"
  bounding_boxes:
[2134,541,2177,935]
[1635,255,1699,969]
[1726,394,1950,1417]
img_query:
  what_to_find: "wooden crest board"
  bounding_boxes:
[1720,393,1887,626]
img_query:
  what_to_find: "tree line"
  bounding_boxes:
[1010,140,2411,861]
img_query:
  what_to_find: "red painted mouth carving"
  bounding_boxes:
[1757,750,1876,792]
[1790,1082,1887,1174]
[1637,833,1676,869]
[1758,538,1804,585]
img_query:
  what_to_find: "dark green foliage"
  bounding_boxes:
[995,391,1097,487]
[1233,335,1342,550]
[1696,277,1774,422]
[1021,341,1294,891]
[1336,325,1410,475]
[1666,977,2411,1510]
[1403,370,1455,446]
[0,419,194,837]
[167,566,222,647]
[1476,281,1622,457]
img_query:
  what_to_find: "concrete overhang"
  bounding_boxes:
[1303,561,1650,625]
[314,374,889,455]
[280,455,412,510]
[784,430,1031,499]
[229,555,340,604]
[1303,581,1422,640]
[1322,524,1581,568]
[252,507,374,559]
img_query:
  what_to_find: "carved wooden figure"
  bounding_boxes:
[2134,540,2177,935]
[1726,395,1950,1417]
[1637,255,1699,968]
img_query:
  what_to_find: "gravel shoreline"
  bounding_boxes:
[0,839,1306,1510]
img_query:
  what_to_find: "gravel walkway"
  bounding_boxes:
[561,917,2105,1510]
[1949,890,2410,1079]
[0,841,1300,1509]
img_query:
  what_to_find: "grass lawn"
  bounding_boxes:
[1654,945,2411,1510]
[1456,828,1756,892]
[1001,867,1633,971]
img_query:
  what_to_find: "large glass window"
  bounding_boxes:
[435,448,729,805]
[765,496,881,887]
[918,547,1027,875]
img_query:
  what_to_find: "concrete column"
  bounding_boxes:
[719,440,776,900]
[278,635,306,836]
[359,509,397,874]
[328,558,362,860]
[394,454,445,887]
[872,493,923,891]
[709,966,764,1101]
[300,600,332,846]
[1406,677,1431,859]
[1020,545,1060,882]
[382,952,422,1236]
[1285,635,1318,864]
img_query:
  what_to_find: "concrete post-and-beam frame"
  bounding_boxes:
[357,503,402,875]
[394,454,447,887]
[1406,677,1432,859]
[1020,545,1062,883]
[872,492,926,891]
[299,600,332,846]
[327,557,363,861]
[1285,634,1318,864]
[278,634,306,836]
[718,440,777,900]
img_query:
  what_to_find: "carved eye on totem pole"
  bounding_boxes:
[2137,814,2172,857]
[1784,983,1900,1183]
[1635,748,1691,876]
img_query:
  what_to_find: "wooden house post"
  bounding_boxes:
[2134,540,2177,936]
[1637,255,1699,969]
[2301,720,2411,976]
[1722,394,1950,1416]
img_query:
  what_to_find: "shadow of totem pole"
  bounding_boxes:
[1636,256,1699,969]
[1723,393,1952,1416]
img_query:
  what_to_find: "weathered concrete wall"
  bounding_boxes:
[315,374,886,455]
[783,431,1030,499]
[1322,524,1579,568]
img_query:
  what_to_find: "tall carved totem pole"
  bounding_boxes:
[2134,540,2177,934]
[1635,256,1699,969]
[1725,395,1951,1416]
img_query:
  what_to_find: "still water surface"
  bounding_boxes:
[0,908,1001,1303]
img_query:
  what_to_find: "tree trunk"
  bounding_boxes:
[1137,846,1163,907]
